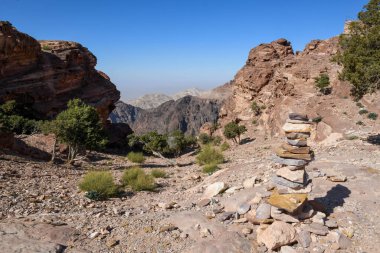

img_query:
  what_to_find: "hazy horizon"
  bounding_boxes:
[2,0,368,101]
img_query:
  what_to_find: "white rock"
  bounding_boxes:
[202,182,228,199]
[243,177,257,189]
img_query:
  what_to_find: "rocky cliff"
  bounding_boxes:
[0,21,120,123]
[219,36,380,142]
[110,96,221,135]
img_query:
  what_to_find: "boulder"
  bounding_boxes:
[257,221,297,250]
[0,22,120,124]
[267,192,308,213]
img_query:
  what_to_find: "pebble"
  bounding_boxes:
[106,238,119,248]
[198,198,211,207]
[297,230,311,248]
[237,203,251,215]
[241,228,252,235]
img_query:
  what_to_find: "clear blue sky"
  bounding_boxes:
[2,0,368,100]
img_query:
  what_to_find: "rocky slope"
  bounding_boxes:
[110,96,221,135]
[0,21,120,123]
[218,36,380,142]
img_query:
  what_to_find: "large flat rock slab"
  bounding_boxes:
[167,211,255,253]
[0,221,76,253]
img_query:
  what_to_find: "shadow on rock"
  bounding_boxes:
[314,184,351,216]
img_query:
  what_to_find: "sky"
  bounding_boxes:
[2,0,368,101]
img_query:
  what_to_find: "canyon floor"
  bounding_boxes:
[1,132,380,253]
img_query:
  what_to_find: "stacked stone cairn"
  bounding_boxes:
[268,112,313,215]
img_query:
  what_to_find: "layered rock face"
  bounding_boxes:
[110,96,221,135]
[219,36,380,141]
[0,21,120,122]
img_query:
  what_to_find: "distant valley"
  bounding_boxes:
[110,84,233,135]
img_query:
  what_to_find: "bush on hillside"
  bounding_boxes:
[79,171,118,200]
[0,100,42,134]
[151,169,167,178]
[335,0,380,99]
[202,163,220,175]
[368,112,378,120]
[128,130,196,158]
[47,99,107,162]
[223,121,247,144]
[314,73,331,95]
[127,152,145,164]
[122,167,156,191]
[220,141,230,151]
[196,145,224,165]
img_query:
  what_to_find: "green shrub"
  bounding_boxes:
[356,102,364,108]
[202,163,220,175]
[48,99,107,162]
[79,171,117,200]
[42,45,51,51]
[312,116,323,123]
[223,121,247,144]
[368,112,378,120]
[359,109,369,115]
[212,136,222,146]
[356,121,365,125]
[334,1,380,99]
[128,130,196,157]
[345,135,359,140]
[127,152,145,164]
[314,74,331,95]
[220,142,230,151]
[198,133,213,145]
[122,167,156,191]
[196,145,224,165]
[151,169,167,178]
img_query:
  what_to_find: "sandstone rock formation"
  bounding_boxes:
[218,36,380,141]
[0,21,120,123]
[110,96,221,135]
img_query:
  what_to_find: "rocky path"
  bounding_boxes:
[0,134,380,252]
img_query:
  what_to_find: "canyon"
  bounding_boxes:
[0,19,380,253]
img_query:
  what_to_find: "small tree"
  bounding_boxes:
[49,99,107,163]
[314,73,332,95]
[223,122,247,144]
[335,0,380,99]
[128,130,196,159]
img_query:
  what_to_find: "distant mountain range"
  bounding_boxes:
[110,84,233,135]
[127,88,216,109]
